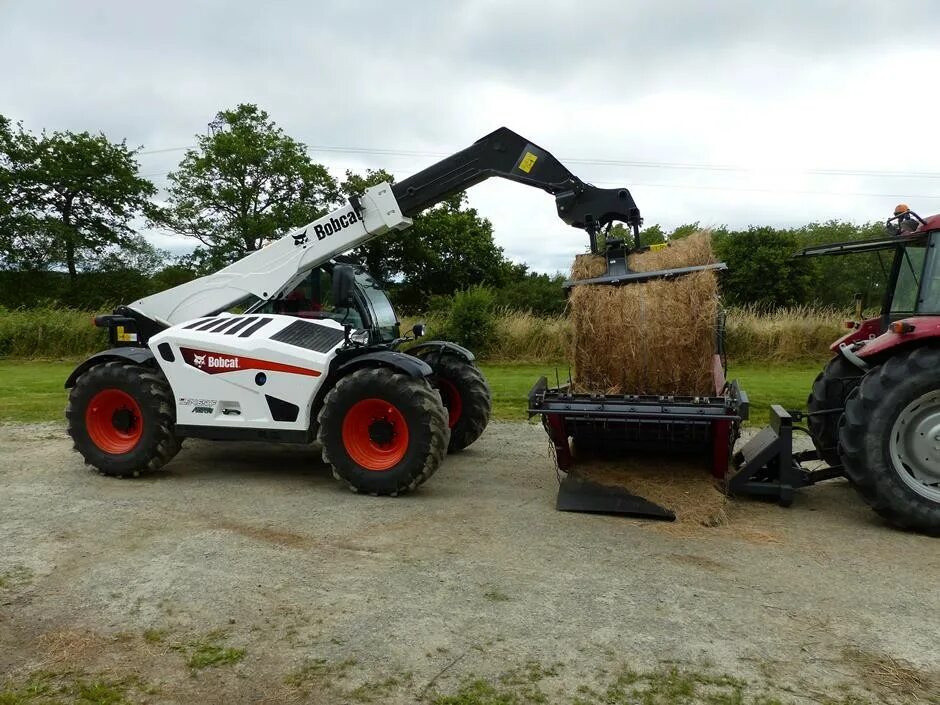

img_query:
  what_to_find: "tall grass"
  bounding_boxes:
[410,306,843,363]
[0,306,106,358]
[0,305,844,363]
[724,305,845,363]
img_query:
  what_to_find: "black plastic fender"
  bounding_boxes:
[407,340,476,363]
[309,350,434,433]
[64,347,156,388]
[336,350,433,378]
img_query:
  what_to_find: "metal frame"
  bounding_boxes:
[562,262,728,288]
[728,405,843,506]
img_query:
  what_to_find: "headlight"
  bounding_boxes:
[349,329,370,345]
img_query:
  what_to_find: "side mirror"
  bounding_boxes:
[412,323,425,338]
[331,265,356,307]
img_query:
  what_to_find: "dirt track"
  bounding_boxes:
[1,421,938,704]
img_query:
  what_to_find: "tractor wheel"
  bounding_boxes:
[317,367,449,495]
[66,360,180,477]
[417,353,491,453]
[839,347,940,535]
[806,355,863,467]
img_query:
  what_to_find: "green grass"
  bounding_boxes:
[0,359,821,429]
[170,631,245,671]
[0,359,78,424]
[0,670,140,705]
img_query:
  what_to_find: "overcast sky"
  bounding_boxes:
[3,1,940,273]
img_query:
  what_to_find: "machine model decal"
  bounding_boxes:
[313,210,359,240]
[178,397,218,406]
[179,347,321,377]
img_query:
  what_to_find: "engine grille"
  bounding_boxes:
[270,319,346,353]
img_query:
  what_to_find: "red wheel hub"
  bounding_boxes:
[341,398,409,471]
[85,389,143,454]
[436,378,462,429]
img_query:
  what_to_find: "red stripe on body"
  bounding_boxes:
[179,347,321,377]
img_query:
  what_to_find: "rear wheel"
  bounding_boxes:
[317,367,449,495]
[66,360,180,477]
[806,355,863,467]
[414,352,491,452]
[839,347,940,535]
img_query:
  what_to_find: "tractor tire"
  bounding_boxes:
[317,367,449,495]
[417,353,491,453]
[839,347,940,535]
[806,355,863,467]
[66,360,180,477]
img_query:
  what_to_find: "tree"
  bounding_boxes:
[797,220,887,309]
[341,169,514,311]
[158,104,338,264]
[669,222,702,240]
[0,119,157,280]
[714,226,817,308]
[606,223,666,249]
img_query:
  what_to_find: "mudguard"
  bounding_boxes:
[64,347,156,388]
[336,350,433,378]
[407,340,476,363]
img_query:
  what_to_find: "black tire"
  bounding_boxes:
[839,347,940,535]
[415,352,491,453]
[66,360,180,477]
[806,355,863,467]
[317,367,449,496]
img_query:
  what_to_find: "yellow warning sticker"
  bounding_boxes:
[115,325,138,343]
[518,152,538,173]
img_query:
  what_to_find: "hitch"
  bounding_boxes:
[727,405,842,506]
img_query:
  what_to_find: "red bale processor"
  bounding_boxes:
[530,205,940,535]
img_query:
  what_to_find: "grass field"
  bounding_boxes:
[0,358,821,427]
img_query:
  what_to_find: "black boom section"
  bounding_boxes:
[270,320,347,353]
[391,127,642,245]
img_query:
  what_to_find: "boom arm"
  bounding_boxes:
[129,127,643,326]
[393,127,642,240]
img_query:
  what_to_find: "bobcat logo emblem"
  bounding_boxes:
[192,353,206,367]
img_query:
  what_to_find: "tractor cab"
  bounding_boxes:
[257,261,402,345]
[796,205,940,351]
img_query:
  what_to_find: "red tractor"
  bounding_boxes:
[790,205,940,534]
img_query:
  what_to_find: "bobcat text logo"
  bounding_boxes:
[185,350,241,372]
[313,210,359,240]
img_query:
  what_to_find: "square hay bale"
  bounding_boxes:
[568,232,720,396]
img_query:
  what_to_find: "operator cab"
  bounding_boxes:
[795,205,940,332]
[258,262,401,344]
[882,206,940,320]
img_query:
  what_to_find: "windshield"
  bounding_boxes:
[355,269,399,342]
[891,244,926,314]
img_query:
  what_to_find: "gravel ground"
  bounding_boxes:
[1,421,938,704]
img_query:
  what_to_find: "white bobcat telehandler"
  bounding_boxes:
[65,127,645,495]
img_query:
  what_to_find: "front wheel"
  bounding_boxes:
[839,347,940,535]
[806,354,863,467]
[66,360,180,477]
[317,367,449,495]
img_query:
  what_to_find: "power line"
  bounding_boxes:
[137,142,940,180]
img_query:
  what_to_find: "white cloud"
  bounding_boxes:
[3,1,939,274]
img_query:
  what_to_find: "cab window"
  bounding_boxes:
[267,269,364,328]
[891,245,926,314]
